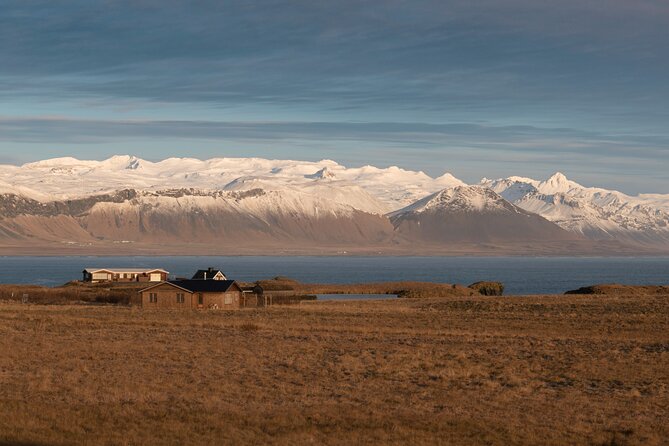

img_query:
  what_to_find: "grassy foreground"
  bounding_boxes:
[0,294,667,445]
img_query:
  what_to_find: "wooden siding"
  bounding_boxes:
[139,283,243,309]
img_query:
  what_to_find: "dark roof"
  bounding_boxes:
[168,279,238,293]
[191,268,226,280]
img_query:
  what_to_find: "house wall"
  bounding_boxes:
[136,272,168,282]
[140,283,193,309]
[139,284,243,309]
[197,291,242,309]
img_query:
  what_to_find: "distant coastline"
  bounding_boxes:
[0,238,665,257]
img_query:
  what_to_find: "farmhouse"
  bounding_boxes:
[139,279,244,309]
[191,267,227,280]
[83,268,169,283]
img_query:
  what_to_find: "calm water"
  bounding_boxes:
[0,256,667,295]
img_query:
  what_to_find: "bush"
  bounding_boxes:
[469,281,504,296]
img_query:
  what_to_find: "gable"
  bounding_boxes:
[191,269,227,280]
[227,282,243,293]
[139,282,193,294]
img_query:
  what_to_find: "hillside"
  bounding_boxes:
[389,186,582,244]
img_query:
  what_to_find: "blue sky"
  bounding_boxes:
[1,0,668,193]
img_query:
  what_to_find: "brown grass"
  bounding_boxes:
[0,293,667,445]
[0,282,141,305]
[296,280,478,297]
[566,284,669,296]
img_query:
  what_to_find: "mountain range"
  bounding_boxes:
[0,155,667,254]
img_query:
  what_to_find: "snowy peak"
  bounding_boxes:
[482,172,581,196]
[481,172,669,244]
[537,172,582,194]
[481,177,539,202]
[23,155,143,170]
[390,185,516,216]
[306,166,336,180]
[434,172,467,188]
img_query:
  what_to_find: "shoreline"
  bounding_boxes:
[0,238,667,257]
[1,250,669,258]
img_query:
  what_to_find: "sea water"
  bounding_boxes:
[0,256,667,295]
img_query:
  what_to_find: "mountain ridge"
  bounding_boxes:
[1,155,668,253]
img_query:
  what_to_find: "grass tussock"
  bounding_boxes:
[0,293,667,445]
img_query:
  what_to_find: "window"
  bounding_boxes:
[176,293,185,303]
[224,295,233,305]
[149,293,158,303]
[198,294,203,305]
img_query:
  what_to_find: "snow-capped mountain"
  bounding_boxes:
[389,185,518,216]
[5,155,462,210]
[0,187,394,248]
[389,186,579,244]
[481,173,669,246]
[0,155,668,252]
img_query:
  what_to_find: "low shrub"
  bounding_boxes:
[468,281,505,296]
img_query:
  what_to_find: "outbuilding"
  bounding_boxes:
[139,279,243,309]
[83,268,169,283]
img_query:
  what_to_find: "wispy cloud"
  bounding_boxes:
[0,1,667,193]
[0,1,667,125]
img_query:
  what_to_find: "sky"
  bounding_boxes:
[1,0,668,194]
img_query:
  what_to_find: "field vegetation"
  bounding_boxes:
[0,292,667,445]
[0,282,141,305]
[0,278,504,308]
[260,276,496,298]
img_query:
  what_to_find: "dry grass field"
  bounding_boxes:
[0,294,667,445]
